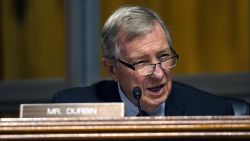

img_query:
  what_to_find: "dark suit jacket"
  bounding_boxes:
[52,80,234,116]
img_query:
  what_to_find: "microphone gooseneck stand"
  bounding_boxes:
[133,86,142,116]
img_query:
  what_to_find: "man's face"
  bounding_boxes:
[115,23,172,112]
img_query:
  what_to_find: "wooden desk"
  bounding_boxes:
[1,116,250,140]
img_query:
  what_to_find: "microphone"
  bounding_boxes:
[133,86,142,116]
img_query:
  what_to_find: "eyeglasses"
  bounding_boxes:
[116,48,179,76]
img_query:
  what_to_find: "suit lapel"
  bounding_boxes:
[165,83,186,116]
[165,100,186,116]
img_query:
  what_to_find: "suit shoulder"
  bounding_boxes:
[170,81,234,115]
[172,81,224,101]
[51,80,117,103]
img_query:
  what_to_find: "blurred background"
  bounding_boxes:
[0,0,249,117]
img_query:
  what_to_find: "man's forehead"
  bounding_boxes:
[119,26,168,52]
[120,23,166,44]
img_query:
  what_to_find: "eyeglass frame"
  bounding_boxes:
[111,47,179,76]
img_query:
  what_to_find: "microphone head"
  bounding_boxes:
[133,86,142,100]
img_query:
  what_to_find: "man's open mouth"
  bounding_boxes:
[147,84,165,92]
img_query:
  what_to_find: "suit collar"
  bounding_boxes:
[100,81,122,102]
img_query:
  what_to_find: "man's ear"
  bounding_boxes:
[101,57,118,81]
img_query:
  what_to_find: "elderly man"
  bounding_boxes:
[52,6,234,116]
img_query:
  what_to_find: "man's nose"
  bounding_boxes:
[151,63,164,79]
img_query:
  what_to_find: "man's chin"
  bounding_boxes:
[141,96,167,112]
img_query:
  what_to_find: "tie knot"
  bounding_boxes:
[137,110,149,116]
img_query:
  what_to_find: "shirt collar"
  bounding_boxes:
[118,83,165,117]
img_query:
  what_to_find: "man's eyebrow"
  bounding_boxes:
[158,47,170,54]
[128,47,170,61]
[129,55,147,62]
